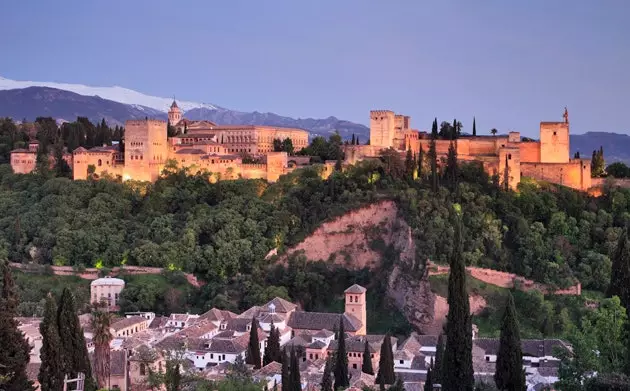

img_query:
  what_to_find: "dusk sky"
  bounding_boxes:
[1,0,629,137]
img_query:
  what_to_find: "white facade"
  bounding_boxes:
[90,277,125,308]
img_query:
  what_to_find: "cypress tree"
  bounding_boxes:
[246,318,262,369]
[429,120,439,192]
[164,361,181,391]
[376,334,395,385]
[351,134,356,145]
[333,319,349,389]
[494,292,526,391]
[57,288,96,391]
[320,357,333,391]
[405,148,416,181]
[362,339,374,375]
[357,136,360,145]
[472,117,477,136]
[263,323,281,366]
[289,347,301,391]
[418,144,424,179]
[38,294,63,391]
[442,213,474,391]
[607,228,630,313]
[281,348,289,391]
[0,261,34,391]
[445,141,458,189]
[452,118,458,140]
[434,334,445,384]
[503,154,510,192]
[424,363,434,391]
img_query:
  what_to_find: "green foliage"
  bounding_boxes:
[38,295,63,391]
[585,373,630,391]
[434,334,445,384]
[494,292,526,391]
[607,228,630,313]
[246,318,262,369]
[334,319,349,389]
[376,334,395,385]
[263,323,281,366]
[320,357,333,391]
[442,215,474,391]
[164,360,181,391]
[57,288,96,391]
[0,261,34,391]
[607,162,630,178]
[557,296,628,391]
[592,147,606,177]
[362,340,374,375]
[289,347,301,391]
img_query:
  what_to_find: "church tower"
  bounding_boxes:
[344,284,367,335]
[168,100,182,125]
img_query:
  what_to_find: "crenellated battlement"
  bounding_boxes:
[370,110,394,117]
[125,119,167,127]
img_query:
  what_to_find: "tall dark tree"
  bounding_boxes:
[418,144,424,179]
[281,348,289,391]
[434,334,445,385]
[424,365,434,391]
[362,340,374,375]
[445,141,458,188]
[53,141,71,178]
[376,335,395,385]
[273,138,283,152]
[164,361,181,391]
[320,357,333,391]
[608,228,630,313]
[167,120,177,138]
[38,294,63,391]
[442,214,474,391]
[289,347,301,391]
[494,292,526,391]
[405,148,416,181]
[333,319,349,389]
[472,117,477,136]
[0,261,34,391]
[246,318,262,369]
[503,154,510,192]
[282,138,294,155]
[351,134,356,145]
[57,288,96,391]
[429,120,439,192]
[263,324,281,366]
[91,305,113,389]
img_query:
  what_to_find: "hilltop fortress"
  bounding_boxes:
[345,108,591,191]
[11,100,313,182]
[10,103,591,191]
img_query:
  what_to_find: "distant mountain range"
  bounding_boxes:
[0,76,368,139]
[0,76,628,163]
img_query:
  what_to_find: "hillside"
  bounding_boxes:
[571,131,630,164]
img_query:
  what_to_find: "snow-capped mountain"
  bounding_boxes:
[0,76,220,112]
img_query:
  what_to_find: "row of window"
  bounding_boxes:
[129,142,144,147]
[348,295,360,303]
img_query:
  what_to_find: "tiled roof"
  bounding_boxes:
[287,312,362,332]
[328,335,394,354]
[149,316,169,329]
[238,305,262,319]
[214,330,237,339]
[260,313,284,324]
[313,329,335,338]
[265,297,298,313]
[255,361,282,377]
[225,318,253,332]
[111,316,147,331]
[308,340,327,349]
[179,321,218,338]
[170,100,179,109]
[344,284,367,294]
[199,308,237,322]
[208,338,246,354]
[175,148,206,155]
[474,338,570,357]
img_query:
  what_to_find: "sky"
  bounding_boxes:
[1,0,629,137]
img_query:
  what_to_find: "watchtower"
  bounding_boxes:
[168,100,182,125]
[123,119,168,181]
[539,108,570,163]
[369,110,396,149]
[344,284,367,335]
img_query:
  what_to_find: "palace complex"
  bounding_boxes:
[345,108,591,191]
[10,100,311,182]
[10,103,591,191]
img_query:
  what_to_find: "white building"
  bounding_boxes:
[90,277,125,309]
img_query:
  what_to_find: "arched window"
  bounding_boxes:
[98,159,102,166]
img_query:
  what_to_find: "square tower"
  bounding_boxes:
[369,110,396,149]
[123,119,168,181]
[539,122,569,163]
[344,284,367,335]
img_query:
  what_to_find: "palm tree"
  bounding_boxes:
[91,303,113,389]
[490,128,498,136]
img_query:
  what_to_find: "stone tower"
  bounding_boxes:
[123,119,168,182]
[369,110,396,149]
[539,110,570,163]
[344,284,367,335]
[168,100,182,125]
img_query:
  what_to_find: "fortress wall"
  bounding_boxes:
[241,165,267,180]
[521,159,591,190]
[467,137,507,155]
[519,142,541,163]
[457,139,470,156]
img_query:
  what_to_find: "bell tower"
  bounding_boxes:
[168,99,182,125]
[344,284,367,335]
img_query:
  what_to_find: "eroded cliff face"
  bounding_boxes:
[280,200,436,333]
